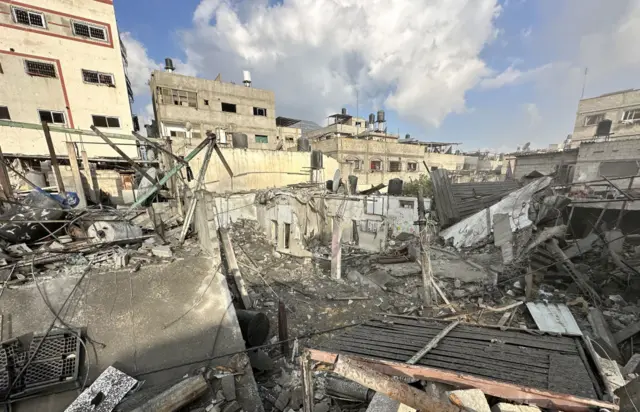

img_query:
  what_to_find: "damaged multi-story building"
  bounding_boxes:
[0,0,138,158]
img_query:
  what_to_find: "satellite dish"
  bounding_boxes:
[522,142,531,152]
[332,169,341,193]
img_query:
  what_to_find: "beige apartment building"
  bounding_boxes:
[150,69,288,150]
[0,0,137,158]
[572,89,640,145]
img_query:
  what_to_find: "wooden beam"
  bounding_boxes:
[407,321,459,364]
[333,355,459,412]
[42,121,65,195]
[308,349,616,412]
[65,142,87,208]
[0,145,13,200]
[130,374,208,412]
[80,150,100,204]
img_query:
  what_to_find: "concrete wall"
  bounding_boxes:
[573,139,640,188]
[207,190,431,254]
[186,147,340,193]
[513,150,578,180]
[573,89,640,142]
[0,0,133,157]
[150,71,278,150]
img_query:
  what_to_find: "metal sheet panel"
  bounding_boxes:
[526,302,582,336]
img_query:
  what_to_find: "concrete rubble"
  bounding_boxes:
[0,159,635,412]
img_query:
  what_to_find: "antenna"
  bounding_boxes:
[580,67,588,99]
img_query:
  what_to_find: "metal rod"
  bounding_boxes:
[407,320,460,364]
[42,121,65,195]
[278,301,290,357]
[91,126,156,185]
[616,176,635,229]
[132,131,188,166]
[213,143,234,178]
[66,142,87,208]
[127,136,213,211]
[601,175,634,200]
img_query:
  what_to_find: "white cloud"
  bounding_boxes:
[479,63,551,89]
[178,0,502,128]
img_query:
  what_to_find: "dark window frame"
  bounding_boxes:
[0,106,10,121]
[584,114,605,126]
[12,7,46,29]
[25,60,56,78]
[72,20,108,42]
[389,161,401,172]
[255,135,268,144]
[407,162,418,172]
[38,110,66,125]
[253,107,267,116]
[221,102,237,113]
[159,87,197,108]
[92,115,120,128]
[82,69,115,86]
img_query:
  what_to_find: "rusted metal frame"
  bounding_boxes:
[132,131,189,166]
[306,349,618,412]
[601,176,635,201]
[615,176,635,229]
[407,320,460,364]
[213,143,234,178]
[91,126,156,185]
[333,354,459,412]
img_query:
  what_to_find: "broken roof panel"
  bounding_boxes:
[526,302,583,336]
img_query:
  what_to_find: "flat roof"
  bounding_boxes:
[581,88,639,101]
[276,116,301,127]
[398,140,461,146]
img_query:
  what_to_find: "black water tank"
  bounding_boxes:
[297,136,311,151]
[348,175,358,194]
[236,310,270,347]
[388,178,403,196]
[326,180,333,190]
[595,120,612,137]
[311,150,323,169]
[232,132,248,148]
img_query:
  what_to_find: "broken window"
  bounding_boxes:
[39,110,65,124]
[346,158,361,171]
[253,107,267,116]
[365,197,384,215]
[271,221,278,246]
[370,160,382,171]
[407,162,418,172]
[204,99,209,106]
[622,109,640,122]
[169,130,187,138]
[285,135,294,141]
[399,200,415,209]
[389,161,401,172]
[360,220,380,233]
[159,88,197,108]
[0,106,10,120]
[13,7,46,28]
[82,70,114,86]
[221,102,236,113]
[584,114,605,126]
[73,21,108,41]
[255,135,268,144]
[92,115,120,128]
[25,60,56,78]
[192,132,202,139]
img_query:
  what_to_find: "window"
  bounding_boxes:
[622,110,640,122]
[170,131,187,138]
[25,60,56,78]
[389,161,401,172]
[204,100,209,106]
[192,132,202,139]
[221,102,237,113]
[12,7,45,28]
[346,158,361,171]
[82,70,114,86]
[0,106,10,121]
[284,223,291,249]
[431,166,438,171]
[39,110,65,124]
[600,161,639,178]
[399,200,415,209]
[253,107,267,116]
[584,114,604,126]
[72,21,107,41]
[407,162,418,172]
[355,121,362,127]
[92,115,120,128]
[285,136,294,142]
[159,87,197,108]
[370,160,382,171]
[255,135,268,144]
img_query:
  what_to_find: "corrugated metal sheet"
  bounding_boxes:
[526,302,582,336]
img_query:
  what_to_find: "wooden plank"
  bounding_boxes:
[613,320,640,344]
[0,145,13,200]
[308,349,617,412]
[42,121,65,195]
[407,321,459,364]
[65,142,87,208]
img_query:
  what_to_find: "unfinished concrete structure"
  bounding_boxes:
[572,89,640,144]
[0,0,137,158]
[150,69,283,150]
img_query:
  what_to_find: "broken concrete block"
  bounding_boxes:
[615,376,640,412]
[314,399,330,412]
[151,245,173,258]
[448,389,491,412]
[288,387,304,410]
[624,354,640,377]
[596,355,625,392]
[614,320,640,344]
[221,401,242,412]
[275,389,291,411]
[220,374,236,401]
[588,307,622,362]
[605,229,625,254]
[48,241,64,251]
[6,243,32,256]
[491,403,541,412]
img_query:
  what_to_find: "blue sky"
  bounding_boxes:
[114,0,640,152]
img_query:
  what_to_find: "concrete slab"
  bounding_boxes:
[2,256,262,411]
